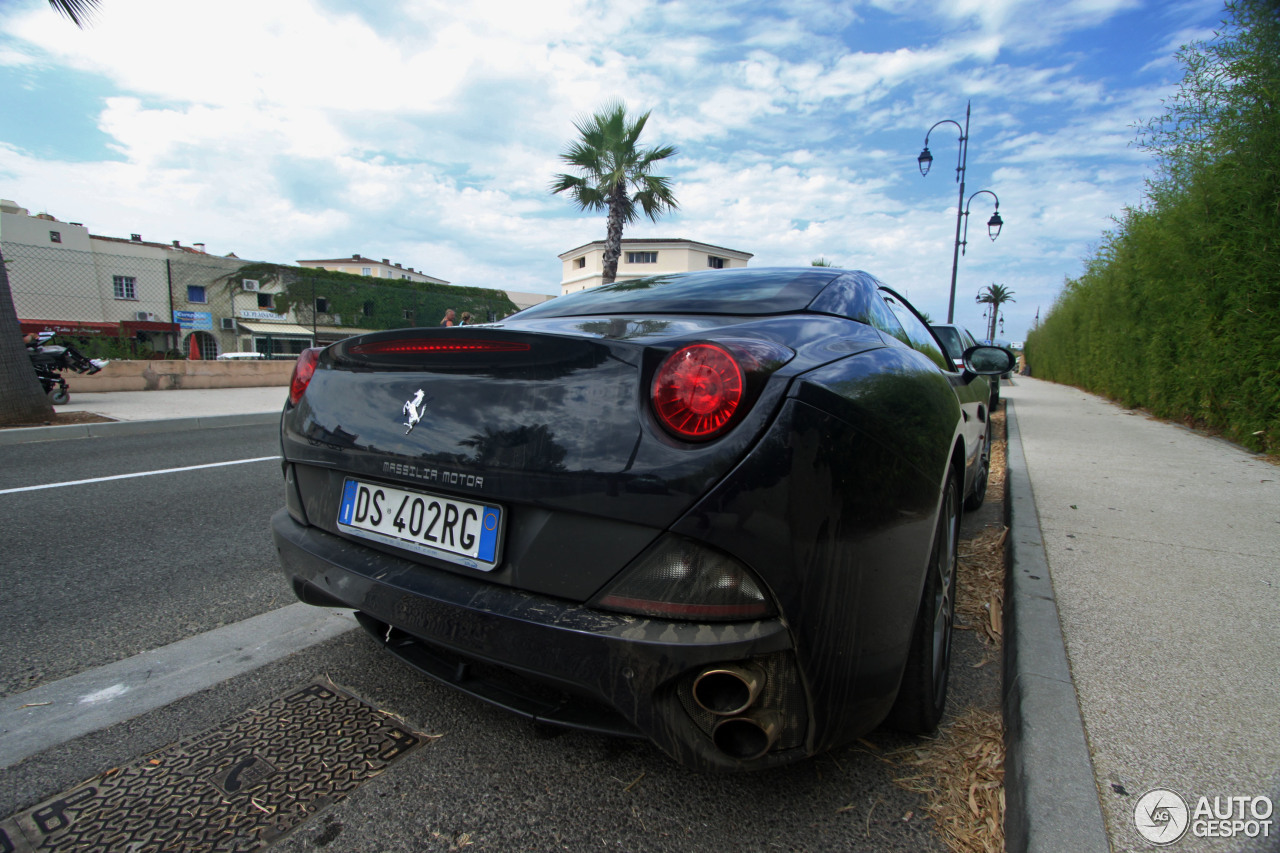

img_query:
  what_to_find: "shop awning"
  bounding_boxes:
[121,320,180,334]
[236,321,317,337]
[19,319,119,336]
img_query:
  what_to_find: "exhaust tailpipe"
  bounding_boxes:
[692,664,764,716]
[712,712,780,760]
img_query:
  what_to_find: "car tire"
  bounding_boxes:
[884,468,960,734]
[963,421,991,512]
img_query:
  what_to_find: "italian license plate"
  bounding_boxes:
[337,479,502,571]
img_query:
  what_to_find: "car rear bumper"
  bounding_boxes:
[271,509,807,769]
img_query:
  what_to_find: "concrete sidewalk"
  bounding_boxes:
[0,387,285,445]
[1005,378,1279,853]
[59,386,288,421]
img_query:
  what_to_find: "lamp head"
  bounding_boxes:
[917,147,933,177]
[987,210,1003,241]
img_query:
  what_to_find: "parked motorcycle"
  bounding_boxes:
[25,332,108,405]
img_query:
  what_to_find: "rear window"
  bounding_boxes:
[932,326,963,360]
[516,268,841,319]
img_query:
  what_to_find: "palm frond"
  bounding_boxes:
[47,0,100,27]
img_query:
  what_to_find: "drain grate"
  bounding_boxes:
[0,682,428,853]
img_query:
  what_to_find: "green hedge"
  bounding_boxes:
[1026,0,1279,454]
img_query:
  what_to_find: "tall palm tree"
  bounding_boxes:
[976,283,1016,342]
[550,101,678,285]
[0,0,101,425]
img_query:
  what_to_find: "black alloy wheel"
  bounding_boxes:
[964,420,992,511]
[884,469,960,734]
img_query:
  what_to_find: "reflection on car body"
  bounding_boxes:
[272,267,1015,770]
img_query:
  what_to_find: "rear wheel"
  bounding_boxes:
[885,469,960,734]
[964,420,992,511]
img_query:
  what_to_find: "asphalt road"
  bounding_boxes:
[0,422,1002,852]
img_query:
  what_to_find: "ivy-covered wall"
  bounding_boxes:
[234,263,522,330]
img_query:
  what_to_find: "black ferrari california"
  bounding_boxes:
[271,267,1014,771]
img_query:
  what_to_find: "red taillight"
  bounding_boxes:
[346,339,531,355]
[288,347,322,406]
[651,343,744,440]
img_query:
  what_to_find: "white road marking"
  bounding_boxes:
[0,456,281,495]
[0,603,356,768]
[79,684,130,704]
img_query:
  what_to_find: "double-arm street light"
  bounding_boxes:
[918,101,1004,323]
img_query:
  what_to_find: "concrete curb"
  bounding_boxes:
[0,411,281,446]
[1002,398,1110,853]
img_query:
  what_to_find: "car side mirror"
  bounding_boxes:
[962,345,1015,376]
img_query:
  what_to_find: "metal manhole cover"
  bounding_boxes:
[0,681,429,853]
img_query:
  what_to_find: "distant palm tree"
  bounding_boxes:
[811,257,836,267]
[977,283,1016,342]
[550,101,678,285]
[0,0,101,425]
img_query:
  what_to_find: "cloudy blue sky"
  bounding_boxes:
[0,0,1225,339]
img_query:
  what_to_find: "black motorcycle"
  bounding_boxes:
[25,332,108,405]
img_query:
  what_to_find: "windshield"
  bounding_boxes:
[516,268,842,319]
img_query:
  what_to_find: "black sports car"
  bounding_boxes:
[271,267,1013,771]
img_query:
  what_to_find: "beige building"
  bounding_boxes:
[297,254,447,284]
[1,199,249,356]
[558,238,752,295]
[505,290,556,312]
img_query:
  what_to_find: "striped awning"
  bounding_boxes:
[236,321,316,337]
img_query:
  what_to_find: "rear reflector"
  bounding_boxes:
[591,536,774,621]
[346,339,532,355]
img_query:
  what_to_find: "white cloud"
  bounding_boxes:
[0,0,1226,335]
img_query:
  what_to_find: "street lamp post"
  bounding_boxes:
[918,101,1003,323]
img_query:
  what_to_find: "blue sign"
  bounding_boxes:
[175,311,214,331]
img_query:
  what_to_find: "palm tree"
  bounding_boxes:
[550,101,678,285]
[811,257,836,267]
[0,0,100,425]
[976,283,1016,342]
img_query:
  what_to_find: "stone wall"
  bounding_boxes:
[69,360,294,392]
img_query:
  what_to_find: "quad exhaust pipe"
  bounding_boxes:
[712,712,780,760]
[692,664,764,716]
[693,663,782,759]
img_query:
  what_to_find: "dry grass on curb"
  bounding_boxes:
[892,410,1008,853]
[894,709,1006,853]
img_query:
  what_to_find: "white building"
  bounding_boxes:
[558,238,753,295]
[297,254,448,284]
